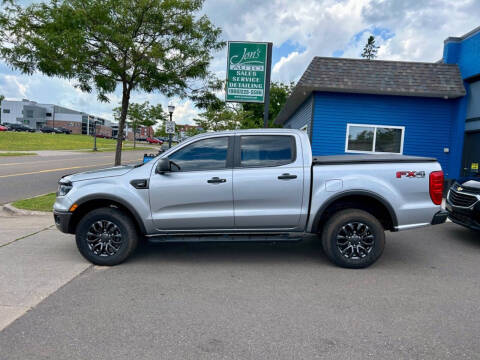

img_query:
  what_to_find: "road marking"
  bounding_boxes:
[0,155,114,167]
[0,160,141,179]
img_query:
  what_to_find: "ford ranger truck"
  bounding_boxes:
[53,129,447,268]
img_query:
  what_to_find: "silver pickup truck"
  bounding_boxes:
[53,129,447,268]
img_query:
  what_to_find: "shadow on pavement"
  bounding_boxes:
[129,236,330,267]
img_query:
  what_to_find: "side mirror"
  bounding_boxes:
[156,157,170,174]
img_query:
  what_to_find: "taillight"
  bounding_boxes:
[429,171,444,205]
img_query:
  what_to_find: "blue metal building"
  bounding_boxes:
[276,26,480,180]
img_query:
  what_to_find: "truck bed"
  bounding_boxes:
[312,154,437,165]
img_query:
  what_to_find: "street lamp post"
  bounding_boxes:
[168,105,175,149]
[93,120,99,151]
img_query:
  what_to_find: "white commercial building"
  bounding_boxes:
[0,99,114,135]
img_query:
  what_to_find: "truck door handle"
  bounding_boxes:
[278,173,297,180]
[207,177,227,184]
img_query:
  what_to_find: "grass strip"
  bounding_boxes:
[0,152,37,156]
[12,193,56,212]
[0,132,135,151]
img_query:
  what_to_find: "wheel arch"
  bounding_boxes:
[311,190,398,233]
[68,194,147,235]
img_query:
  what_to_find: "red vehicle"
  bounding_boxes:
[0,125,7,131]
[146,137,162,144]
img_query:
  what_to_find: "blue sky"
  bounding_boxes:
[1,0,479,124]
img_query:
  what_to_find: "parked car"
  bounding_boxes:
[0,125,7,131]
[55,127,72,134]
[446,179,480,231]
[6,123,35,132]
[146,137,162,144]
[53,129,447,268]
[41,126,63,134]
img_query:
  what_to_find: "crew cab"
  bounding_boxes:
[53,129,447,268]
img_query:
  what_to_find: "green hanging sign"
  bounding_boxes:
[226,41,269,103]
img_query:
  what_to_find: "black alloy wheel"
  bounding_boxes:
[321,209,385,269]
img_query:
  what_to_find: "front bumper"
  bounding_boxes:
[446,205,480,231]
[53,210,73,234]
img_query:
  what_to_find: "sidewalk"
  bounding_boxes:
[0,213,91,331]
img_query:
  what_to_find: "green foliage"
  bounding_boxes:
[1,0,224,164]
[194,81,295,131]
[194,104,241,131]
[154,123,167,137]
[114,101,166,131]
[361,35,379,60]
[114,101,167,147]
[241,82,295,128]
[184,126,203,137]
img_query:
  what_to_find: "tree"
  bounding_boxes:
[154,123,167,138]
[1,0,224,165]
[194,104,241,131]
[126,102,148,149]
[114,101,166,147]
[241,82,295,128]
[193,81,295,130]
[361,35,379,60]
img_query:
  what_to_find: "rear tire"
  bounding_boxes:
[76,207,138,266]
[321,209,385,268]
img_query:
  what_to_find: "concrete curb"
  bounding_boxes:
[2,203,51,217]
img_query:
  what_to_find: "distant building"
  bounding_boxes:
[0,99,114,136]
[1,99,49,130]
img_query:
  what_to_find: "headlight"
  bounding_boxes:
[57,182,73,196]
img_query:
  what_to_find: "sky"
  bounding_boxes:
[0,0,479,125]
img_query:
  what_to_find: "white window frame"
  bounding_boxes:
[345,123,405,154]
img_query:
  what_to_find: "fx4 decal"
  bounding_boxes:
[396,171,426,178]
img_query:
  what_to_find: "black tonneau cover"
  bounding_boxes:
[313,154,437,165]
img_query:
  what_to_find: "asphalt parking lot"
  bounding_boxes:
[1,221,479,360]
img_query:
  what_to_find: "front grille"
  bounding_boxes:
[448,189,478,207]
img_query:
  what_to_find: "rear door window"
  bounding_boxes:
[239,135,295,167]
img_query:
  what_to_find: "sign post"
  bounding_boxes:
[226,41,272,127]
[165,120,175,148]
[263,43,272,128]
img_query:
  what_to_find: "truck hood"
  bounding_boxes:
[63,165,134,182]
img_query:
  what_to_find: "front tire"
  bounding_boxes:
[76,207,138,266]
[321,209,385,269]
